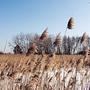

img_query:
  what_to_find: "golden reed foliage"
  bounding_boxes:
[0,54,90,90]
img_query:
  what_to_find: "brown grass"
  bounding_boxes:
[0,54,90,90]
[0,54,87,72]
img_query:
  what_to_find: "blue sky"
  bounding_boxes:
[0,0,90,52]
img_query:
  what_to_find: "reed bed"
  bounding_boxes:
[0,54,90,90]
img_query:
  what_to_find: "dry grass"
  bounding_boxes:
[0,54,90,90]
[0,54,87,72]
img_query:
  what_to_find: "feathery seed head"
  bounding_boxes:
[67,17,75,29]
[54,33,62,46]
[81,32,88,46]
[39,27,48,41]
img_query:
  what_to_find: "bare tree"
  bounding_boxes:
[67,36,71,54]
[62,36,68,54]
[11,32,90,55]
[11,33,39,54]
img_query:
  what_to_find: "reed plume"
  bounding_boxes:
[81,32,88,46]
[67,17,75,29]
[53,33,62,46]
[39,27,48,41]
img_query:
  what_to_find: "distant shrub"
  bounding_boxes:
[13,45,22,54]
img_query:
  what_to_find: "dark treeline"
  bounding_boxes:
[10,33,89,55]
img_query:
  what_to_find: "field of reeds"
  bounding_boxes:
[0,17,90,90]
[0,54,90,90]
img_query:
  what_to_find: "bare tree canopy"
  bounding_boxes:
[10,32,90,55]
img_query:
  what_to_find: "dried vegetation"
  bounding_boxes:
[0,17,90,90]
[0,54,90,90]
